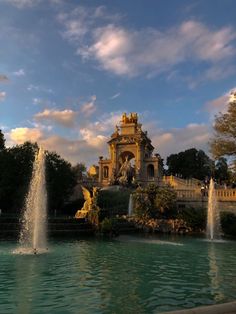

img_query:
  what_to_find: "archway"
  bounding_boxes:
[118,151,135,184]
[103,166,109,179]
[147,164,154,179]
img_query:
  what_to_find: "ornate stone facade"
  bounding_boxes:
[98,113,162,186]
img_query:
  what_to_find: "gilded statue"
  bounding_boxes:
[122,112,138,124]
[75,186,100,219]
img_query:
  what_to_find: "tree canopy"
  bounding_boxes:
[0,129,5,150]
[0,133,77,214]
[210,92,236,164]
[166,148,214,180]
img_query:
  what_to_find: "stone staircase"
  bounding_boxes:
[0,216,94,239]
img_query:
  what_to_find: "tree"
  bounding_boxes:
[0,129,5,150]
[46,152,77,212]
[155,186,177,216]
[72,163,87,181]
[0,142,38,211]
[133,184,177,218]
[0,140,77,213]
[214,157,229,183]
[166,148,214,180]
[210,92,236,165]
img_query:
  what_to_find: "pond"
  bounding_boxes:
[0,234,236,314]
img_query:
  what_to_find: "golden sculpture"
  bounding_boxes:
[75,186,100,219]
[122,112,138,124]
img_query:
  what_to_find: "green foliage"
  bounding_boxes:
[100,218,113,233]
[176,207,207,231]
[0,142,37,211]
[133,184,177,218]
[155,186,177,217]
[0,131,77,214]
[214,157,229,183]
[166,148,214,180]
[72,163,86,181]
[98,189,131,216]
[210,98,236,163]
[221,212,236,237]
[177,207,207,231]
[46,152,77,211]
[0,129,5,150]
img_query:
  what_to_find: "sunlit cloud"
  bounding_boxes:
[59,8,236,78]
[205,87,236,118]
[151,123,211,159]
[80,95,97,116]
[9,127,43,144]
[34,109,78,127]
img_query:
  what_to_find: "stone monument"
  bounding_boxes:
[98,112,162,186]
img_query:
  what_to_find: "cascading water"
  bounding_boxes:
[19,147,47,253]
[128,194,133,216]
[206,178,221,241]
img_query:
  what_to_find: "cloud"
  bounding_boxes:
[34,109,78,127]
[0,91,6,101]
[13,69,25,76]
[59,9,236,78]
[80,95,96,116]
[6,109,212,166]
[206,87,236,118]
[27,84,53,93]
[7,127,107,165]
[151,123,211,159]
[110,92,121,100]
[0,75,9,82]
[4,0,63,8]
[9,127,43,144]
[32,98,56,106]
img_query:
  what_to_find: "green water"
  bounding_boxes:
[0,235,236,314]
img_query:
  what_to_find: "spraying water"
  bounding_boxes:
[19,147,47,253]
[128,194,133,216]
[206,178,221,241]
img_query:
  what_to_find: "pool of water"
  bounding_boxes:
[0,234,236,314]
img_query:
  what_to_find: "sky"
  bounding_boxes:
[0,0,236,166]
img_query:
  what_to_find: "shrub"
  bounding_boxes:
[221,212,236,237]
[133,184,177,218]
[177,207,207,231]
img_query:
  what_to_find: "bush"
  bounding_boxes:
[221,212,236,237]
[177,207,207,231]
[100,218,113,233]
[97,189,131,216]
[133,184,177,218]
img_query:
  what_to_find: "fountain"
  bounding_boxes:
[128,194,133,216]
[206,178,221,240]
[18,147,47,253]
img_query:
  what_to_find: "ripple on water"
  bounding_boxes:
[0,236,236,314]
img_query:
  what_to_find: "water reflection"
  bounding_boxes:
[208,243,225,302]
[14,256,36,314]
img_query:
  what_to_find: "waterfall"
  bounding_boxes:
[128,194,133,216]
[19,147,47,253]
[206,178,221,240]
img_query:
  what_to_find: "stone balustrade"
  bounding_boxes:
[176,188,236,202]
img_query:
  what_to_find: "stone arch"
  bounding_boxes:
[147,164,154,179]
[103,166,109,178]
[119,151,135,163]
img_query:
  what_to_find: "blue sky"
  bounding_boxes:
[0,0,236,165]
